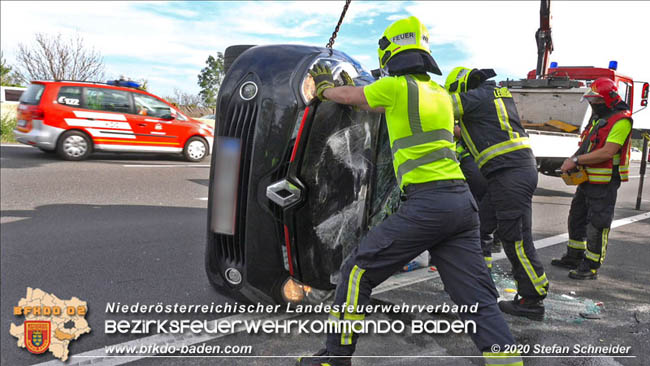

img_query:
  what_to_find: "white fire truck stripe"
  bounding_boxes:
[85,128,136,139]
[95,144,182,153]
[64,118,132,130]
[73,111,127,121]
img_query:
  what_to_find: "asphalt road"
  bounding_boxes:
[1,144,649,366]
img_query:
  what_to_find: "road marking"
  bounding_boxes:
[196,197,208,201]
[31,211,650,366]
[122,164,210,168]
[0,143,32,148]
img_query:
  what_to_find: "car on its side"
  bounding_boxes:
[13,80,214,161]
[206,45,400,305]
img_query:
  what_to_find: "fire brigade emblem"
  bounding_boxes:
[155,123,163,130]
[25,321,51,354]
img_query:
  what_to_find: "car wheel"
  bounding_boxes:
[224,45,255,73]
[184,137,208,162]
[57,131,92,161]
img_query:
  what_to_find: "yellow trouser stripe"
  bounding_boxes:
[484,352,523,366]
[341,265,366,345]
[515,240,548,296]
[568,239,587,250]
[484,257,493,268]
[585,249,600,262]
[601,228,610,264]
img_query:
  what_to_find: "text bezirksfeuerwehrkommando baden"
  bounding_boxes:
[104,302,479,335]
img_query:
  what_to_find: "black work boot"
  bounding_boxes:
[296,349,351,366]
[498,295,545,321]
[569,260,598,280]
[551,247,584,269]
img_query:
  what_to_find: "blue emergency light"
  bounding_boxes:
[608,60,618,70]
[549,62,558,68]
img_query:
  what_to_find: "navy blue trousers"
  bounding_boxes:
[481,165,549,300]
[326,182,515,356]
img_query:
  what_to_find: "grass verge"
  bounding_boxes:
[1,112,17,143]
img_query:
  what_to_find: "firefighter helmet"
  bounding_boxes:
[445,67,473,94]
[377,16,431,70]
[582,77,621,108]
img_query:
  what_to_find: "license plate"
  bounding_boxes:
[210,137,241,235]
[17,120,27,127]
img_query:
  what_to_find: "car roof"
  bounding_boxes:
[33,80,162,98]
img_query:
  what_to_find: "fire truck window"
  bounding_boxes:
[132,93,172,118]
[84,88,131,113]
[617,82,631,105]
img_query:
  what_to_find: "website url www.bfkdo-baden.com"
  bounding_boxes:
[104,343,253,356]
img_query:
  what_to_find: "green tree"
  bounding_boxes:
[197,53,224,111]
[1,52,22,86]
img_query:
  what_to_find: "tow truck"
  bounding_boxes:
[501,0,649,177]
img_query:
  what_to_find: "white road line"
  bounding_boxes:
[122,164,210,168]
[196,197,208,201]
[31,211,650,366]
[0,143,32,148]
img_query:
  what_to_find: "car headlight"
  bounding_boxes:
[281,277,333,304]
[300,73,315,104]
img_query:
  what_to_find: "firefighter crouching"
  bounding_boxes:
[297,16,522,366]
[552,77,633,280]
[445,67,549,321]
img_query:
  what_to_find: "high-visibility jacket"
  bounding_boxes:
[450,81,536,177]
[364,74,464,190]
[580,109,633,184]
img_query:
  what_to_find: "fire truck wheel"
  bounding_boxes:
[183,136,208,162]
[57,130,93,161]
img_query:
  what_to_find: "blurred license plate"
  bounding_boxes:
[211,137,241,235]
[17,120,27,127]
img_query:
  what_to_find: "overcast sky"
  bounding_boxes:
[2,1,649,125]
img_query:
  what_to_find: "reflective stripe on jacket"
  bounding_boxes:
[450,81,535,177]
[389,75,463,189]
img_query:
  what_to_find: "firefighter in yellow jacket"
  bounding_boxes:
[297,16,522,366]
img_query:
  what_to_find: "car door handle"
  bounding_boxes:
[138,123,147,127]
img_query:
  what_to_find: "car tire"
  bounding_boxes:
[224,45,255,74]
[57,130,92,161]
[183,136,208,162]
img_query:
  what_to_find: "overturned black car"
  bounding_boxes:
[206,45,400,305]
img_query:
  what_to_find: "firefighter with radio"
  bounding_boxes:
[445,67,549,321]
[552,77,633,280]
[297,16,522,366]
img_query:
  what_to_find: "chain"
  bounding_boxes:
[326,0,352,49]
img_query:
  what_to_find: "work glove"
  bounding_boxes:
[309,63,335,101]
[339,70,355,87]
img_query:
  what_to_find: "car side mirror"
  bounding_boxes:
[160,113,175,120]
[641,82,649,107]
